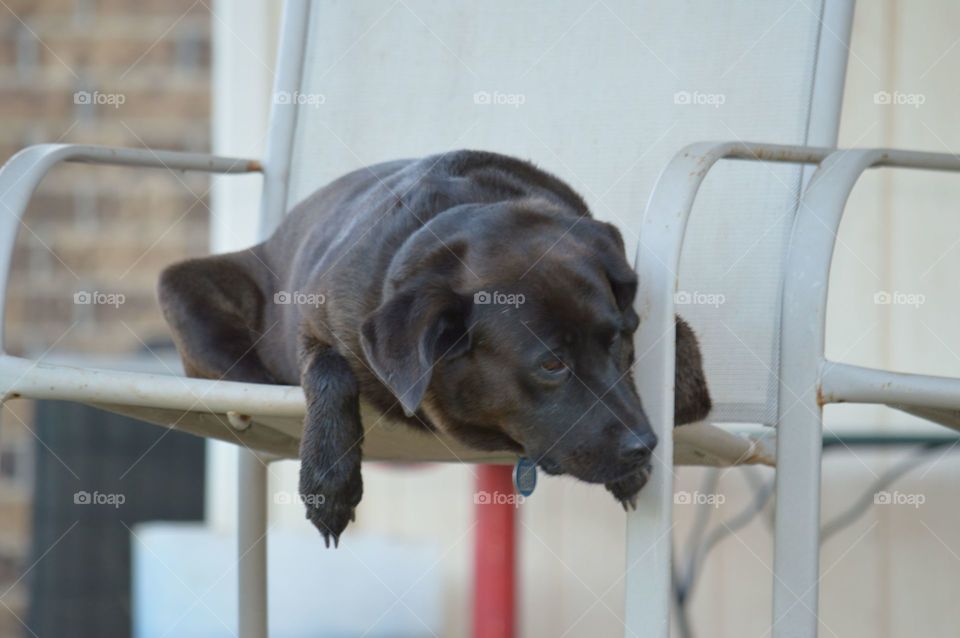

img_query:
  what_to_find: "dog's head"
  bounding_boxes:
[360,201,709,505]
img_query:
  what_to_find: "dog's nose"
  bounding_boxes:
[620,429,658,464]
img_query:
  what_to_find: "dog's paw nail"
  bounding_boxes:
[299,461,362,547]
[319,529,341,548]
[300,488,356,547]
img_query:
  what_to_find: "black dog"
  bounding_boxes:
[158,150,711,546]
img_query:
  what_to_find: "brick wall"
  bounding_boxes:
[0,2,212,633]
[1,0,212,356]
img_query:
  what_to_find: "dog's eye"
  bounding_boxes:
[540,358,567,373]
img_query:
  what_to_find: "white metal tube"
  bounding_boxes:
[235,3,311,636]
[772,158,849,638]
[821,361,960,410]
[0,144,260,353]
[238,450,268,638]
[797,0,855,192]
[0,354,305,416]
[258,0,311,237]
[805,0,855,148]
[770,2,854,633]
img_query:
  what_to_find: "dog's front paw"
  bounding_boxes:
[299,460,362,548]
[605,464,652,511]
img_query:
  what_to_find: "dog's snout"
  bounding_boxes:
[620,428,658,463]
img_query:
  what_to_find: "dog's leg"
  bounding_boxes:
[675,316,712,425]
[158,253,276,383]
[298,335,364,547]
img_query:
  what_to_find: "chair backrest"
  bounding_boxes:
[275,0,853,426]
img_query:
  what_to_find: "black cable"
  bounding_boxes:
[673,468,775,626]
[671,440,954,638]
[821,443,944,542]
[672,469,720,637]
[741,466,776,532]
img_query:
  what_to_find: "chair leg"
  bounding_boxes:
[238,449,268,638]
[624,329,674,636]
[622,262,676,637]
[772,399,823,638]
[623,448,673,637]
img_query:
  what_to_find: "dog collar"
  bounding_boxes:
[513,457,537,497]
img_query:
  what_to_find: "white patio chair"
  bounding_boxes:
[11,2,954,637]
[641,141,960,636]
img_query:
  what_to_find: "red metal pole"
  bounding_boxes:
[472,464,517,638]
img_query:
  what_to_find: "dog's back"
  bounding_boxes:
[253,150,593,383]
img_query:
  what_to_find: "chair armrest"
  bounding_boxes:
[626,141,833,625]
[782,148,960,425]
[0,143,262,352]
[633,141,834,434]
[632,140,833,447]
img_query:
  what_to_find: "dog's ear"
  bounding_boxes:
[360,282,472,417]
[604,255,639,329]
[591,221,639,332]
